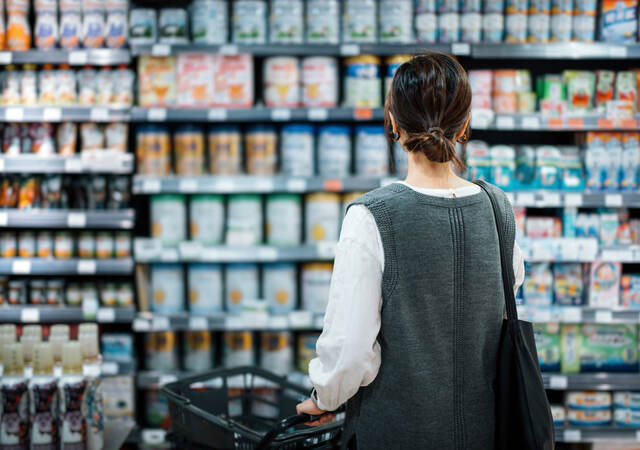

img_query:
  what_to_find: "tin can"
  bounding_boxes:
[18,231,35,257]
[36,231,53,258]
[151,264,185,313]
[129,8,157,46]
[305,193,341,243]
[439,13,460,42]
[96,232,114,259]
[281,124,315,177]
[528,13,550,42]
[302,263,333,313]
[158,8,188,44]
[190,0,228,44]
[355,126,388,175]
[233,0,267,44]
[262,263,297,314]
[297,333,320,373]
[461,12,482,42]
[552,0,573,12]
[226,195,263,246]
[184,331,213,371]
[78,232,95,258]
[484,0,505,12]
[344,55,382,108]
[224,331,255,367]
[379,0,413,43]
[208,126,242,175]
[100,283,118,306]
[81,283,98,309]
[530,0,551,12]
[506,13,528,42]
[264,57,300,107]
[225,263,259,312]
[151,194,187,245]
[302,57,338,107]
[483,13,505,42]
[462,0,483,11]
[317,125,352,177]
[8,280,26,305]
[115,232,131,258]
[306,0,339,43]
[266,194,302,246]
[384,55,412,98]
[573,14,595,42]
[416,0,437,12]
[246,126,277,175]
[415,13,438,42]
[145,331,178,371]
[54,231,73,258]
[65,282,82,306]
[188,263,223,313]
[29,280,47,305]
[117,283,134,307]
[190,194,225,244]
[135,125,171,176]
[550,13,572,41]
[440,0,461,12]
[269,0,304,43]
[174,125,205,176]
[507,0,528,12]
[574,0,596,13]
[46,279,64,305]
[1,232,17,257]
[260,331,293,375]
[342,0,377,43]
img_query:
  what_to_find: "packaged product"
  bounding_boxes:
[105,122,128,152]
[439,12,461,42]
[100,282,118,306]
[112,67,134,106]
[1,232,17,258]
[95,67,114,104]
[302,57,338,107]
[550,13,572,41]
[78,232,95,258]
[54,231,73,258]
[599,0,638,43]
[188,263,223,313]
[8,279,26,304]
[245,125,277,175]
[616,71,638,106]
[225,264,259,312]
[506,13,527,42]
[190,0,227,44]
[190,194,224,244]
[604,133,622,191]
[461,12,482,42]
[306,0,339,43]
[560,146,585,191]
[269,0,303,43]
[59,0,82,49]
[137,56,177,107]
[614,392,640,409]
[523,263,553,306]
[226,194,262,245]
[589,260,621,308]
[439,0,461,12]
[18,177,39,210]
[117,283,133,307]
[212,54,254,107]
[184,331,213,372]
[96,231,114,258]
[264,57,300,107]
[384,55,412,98]
[18,231,35,257]
[620,274,640,308]
[466,140,492,182]
[297,333,320,372]
[565,70,595,112]
[280,124,315,177]
[29,279,46,304]
[553,263,583,305]
[342,0,377,43]
[262,264,297,315]
[551,405,566,426]
[232,0,267,44]
[114,232,130,258]
[34,0,58,49]
[266,194,302,246]
[150,264,184,314]
[6,0,31,50]
[260,332,294,375]
[37,232,53,258]
[596,70,615,113]
[567,408,612,426]
[208,126,242,175]
[489,145,517,190]
[224,332,255,367]
[530,0,551,12]
[177,53,215,108]
[573,13,595,41]
[101,334,133,363]
[145,332,178,371]
[416,0,437,11]
[528,13,550,42]
[614,408,640,426]
[0,1,4,49]
[136,125,171,175]
[533,322,561,371]
[30,123,55,155]
[506,0,527,12]
[78,68,97,105]
[20,66,38,105]
[416,12,438,42]
[483,12,505,42]
[158,8,188,44]
[305,193,340,243]
[566,391,612,409]
[56,66,77,104]
[379,0,413,42]
[128,8,156,45]
[105,0,127,48]
[552,0,573,12]
[2,67,21,105]
[174,125,205,176]
[599,212,619,246]
[355,125,388,175]
[533,146,562,189]
[82,0,106,48]
[575,213,599,238]
[301,263,333,313]
[151,194,186,245]
[462,0,482,11]
[344,55,382,108]
[81,123,104,151]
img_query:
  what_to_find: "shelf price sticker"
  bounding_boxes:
[496,116,515,129]
[141,178,161,193]
[208,108,228,121]
[561,307,582,323]
[289,311,313,329]
[317,241,337,259]
[548,375,568,390]
[77,260,97,274]
[605,194,623,207]
[307,108,329,121]
[323,179,342,191]
[0,212,8,227]
[451,43,471,55]
[147,108,167,121]
[178,178,198,193]
[101,361,118,375]
[64,157,83,173]
[516,192,535,206]
[90,107,109,121]
[21,308,40,323]
[595,310,613,323]
[546,117,563,128]
[226,314,246,330]
[67,212,87,228]
[353,108,373,120]
[97,307,116,323]
[5,107,24,121]
[151,44,171,56]
[43,107,62,122]
[160,248,179,262]
[269,315,289,330]
[0,52,12,64]
[133,318,151,332]
[257,247,278,261]
[597,118,614,129]
[219,44,239,55]
[189,317,208,330]
[340,44,360,56]
[142,429,167,445]
[271,108,291,121]
[152,316,170,330]
[521,116,540,129]
[564,193,583,207]
[567,118,584,129]
[255,178,275,192]
[563,429,581,442]
[69,50,88,65]
[608,46,628,58]
[286,178,307,192]
[12,260,31,274]
[538,192,561,207]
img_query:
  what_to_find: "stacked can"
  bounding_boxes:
[529,0,551,42]
[438,0,460,42]
[462,0,483,42]
[506,0,528,42]
[484,0,505,41]
[379,0,413,43]
[415,0,437,42]
[573,0,596,42]
[551,0,573,41]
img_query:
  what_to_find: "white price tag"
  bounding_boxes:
[147,108,167,121]
[451,43,471,55]
[142,179,161,193]
[151,44,171,56]
[307,108,329,121]
[133,318,151,331]
[539,192,561,206]
[208,108,228,121]
[97,307,116,322]
[67,212,86,228]
[255,178,274,192]
[470,114,490,129]
[226,314,246,330]
[608,46,628,58]
[0,52,12,64]
[257,247,278,261]
[64,157,83,173]
[179,179,198,192]
[534,308,552,322]
[271,108,291,121]
[269,315,289,329]
[521,116,540,129]
[43,107,62,122]
[563,429,581,442]
[68,51,88,65]
[0,212,8,226]
[215,179,235,192]
[101,361,118,375]
[152,316,170,330]
[180,241,203,260]
[496,116,515,129]
[219,44,239,55]
[90,107,109,121]
[12,260,31,274]
[549,375,568,390]
[77,260,97,274]
[0,158,5,172]
[5,107,23,121]
[142,429,167,445]
[21,308,39,323]
[289,311,313,328]
[516,192,535,206]
[82,297,98,318]
[317,241,336,258]
[160,248,179,261]
[189,317,208,330]
[340,44,360,56]
[605,194,623,207]
[286,178,307,192]
[595,310,613,323]
[564,193,583,207]
[561,307,582,323]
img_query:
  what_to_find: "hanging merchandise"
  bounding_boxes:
[34,0,58,50]
[302,57,338,107]
[280,124,315,177]
[174,125,205,176]
[343,0,377,42]
[344,55,382,108]
[190,0,227,44]
[262,263,297,314]
[305,193,341,243]
[129,8,156,45]
[233,0,267,44]
[151,194,187,244]
[159,8,188,44]
[317,125,352,177]
[150,264,184,314]
[355,125,389,175]
[208,126,242,174]
[260,331,294,375]
[145,332,178,371]
[190,194,225,244]
[177,54,216,108]
[379,0,413,42]
[270,0,303,43]
[226,194,263,246]
[224,332,255,367]
[264,57,301,107]
[301,263,333,313]
[245,125,277,175]
[82,0,106,48]
[225,264,259,312]
[306,0,339,43]
[188,263,223,313]
[266,194,302,246]
[184,331,214,372]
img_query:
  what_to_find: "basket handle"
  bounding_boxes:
[255,413,327,449]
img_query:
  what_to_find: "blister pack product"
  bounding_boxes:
[523,262,554,306]
[490,145,517,189]
[535,145,562,189]
[600,0,638,43]
[620,274,640,308]
[465,140,492,182]
[533,322,561,371]
[589,260,621,308]
[561,324,638,373]
[553,263,583,305]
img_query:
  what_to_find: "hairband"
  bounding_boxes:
[427,127,444,136]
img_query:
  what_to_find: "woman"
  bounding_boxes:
[296,52,525,449]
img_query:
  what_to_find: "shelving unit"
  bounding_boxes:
[0,258,134,275]
[555,427,640,443]
[0,152,134,173]
[0,106,130,122]
[0,306,136,323]
[543,373,640,391]
[0,209,135,229]
[517,305,640,324]
[0,49,131,65]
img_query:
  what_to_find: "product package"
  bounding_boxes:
[137,56,177,107]
[553,263,584,305]
[599,0,638,43]
[588,260,621,308]
[523,263,554,306]
[621,274,640,308]
[533,322,562,371]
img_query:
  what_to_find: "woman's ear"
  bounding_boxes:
[456,113,471,140]
[389,112,399,135]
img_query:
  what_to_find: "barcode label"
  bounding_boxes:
[21,308,39,323]
[43,107,62,122]
[77,260,97,274]
[549,375,568,389]
[67,212,87,228]
[69,51,88,65]
[12,260,31,274]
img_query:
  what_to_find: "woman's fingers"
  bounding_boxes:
[305,413,336,427]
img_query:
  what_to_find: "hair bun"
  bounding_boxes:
[427,127,444,136]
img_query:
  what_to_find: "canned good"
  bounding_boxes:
[226,195,263,246]
[54,232,73,258]
[151,264,185,313]
[208,126,242,175]
[573,14,595,42]
[225,264,259,312]
[344,55,382,108]
[528,13,550,42]
[305,193,341,243]
[306,0,339,43]
[46,279,64,305]
[174,125,205,176]
[115,232,131,258]
[100,283,118,307]
[530,0,551,13]
[416,13,438,42]
[462,0,483,11]
[550,13,572,41]
[117,283,134,307]
[507,0,528,12]
[552,0,573,12]
[439,0,461,12]
[8,280,26,305]
[65,282,83,306]
[461,12,482,42]
[184,331,213,372]
[151,194,187,245]
[297,333,320,373]
[343,0,377,43]
[355,126,388,175]
[483,13,504,42]
[575,0,596,13]
[29,280,47,305]
[264,57,300,107]
[484,0,505,12]
[281,124,315,177]
[246,126,277,175]
[266,194,302,246]
[159,8,189,44]
[129,8,158,46]
[136,125,171,176]
[302,57,338,107]
[78,232,95,258]
[224,331,255,367]
[302,263,333,313]
[262,263,297,314]
[233,0,267,44]
[439,13,460,42]
[82,283,98,308]
[36,232,53,258]
[317,125,352,176]
[384,55,411,98]
[18,231,35,257]
[1,232,17,257]
[379,0,413,42]
[506,13,528,42]
[145,331,178,371]
[190,0,228,44]
[188,263,223,313]
[260,331,293,375]
[269,0,303,43]
[96,232,114,259]
[190,195,225,244]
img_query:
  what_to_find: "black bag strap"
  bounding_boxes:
[473,180,519,322]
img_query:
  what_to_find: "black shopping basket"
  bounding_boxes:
[162,366,344,449]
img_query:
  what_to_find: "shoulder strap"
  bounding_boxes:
[473,180,519,322]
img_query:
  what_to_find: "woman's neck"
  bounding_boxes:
[403,151,471,190]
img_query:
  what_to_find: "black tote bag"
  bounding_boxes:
[474,180,555,450]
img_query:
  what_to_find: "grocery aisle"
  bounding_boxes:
[0,0,639,449]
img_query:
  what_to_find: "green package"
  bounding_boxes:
[564,70,596,112]
[537,75,566,101]
[533,323,561,372]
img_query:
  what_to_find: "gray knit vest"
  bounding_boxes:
[343,183,515,450]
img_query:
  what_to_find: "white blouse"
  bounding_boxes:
[308,182,526,412]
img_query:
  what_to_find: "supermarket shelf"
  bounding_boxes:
[0,152,134,174]
[135,240,336,263]
[0,306,135,323]
[133,175,386,194]
[0,106,130,122]
[0,258,134,275]
[0,209,135,229]
[555,426,640,443]
[0,49,131,65]
[471,110,640,131]
[519,238,599,262]
[543,373,640,391]
[517,305,640,324]
[472,43,640,59]
[508,191,640,208]
[132,310,324,332]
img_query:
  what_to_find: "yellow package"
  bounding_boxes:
[138,56,177,107]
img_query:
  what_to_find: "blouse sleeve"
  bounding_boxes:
[513,240,525,293]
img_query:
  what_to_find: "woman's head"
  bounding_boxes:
[385,52,471,169]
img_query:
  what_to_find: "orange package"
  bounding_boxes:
[6,0,31,50]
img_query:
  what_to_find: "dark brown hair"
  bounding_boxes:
[385,52,471,169]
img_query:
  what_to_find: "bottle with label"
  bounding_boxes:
[58,342,86,450]
[0,343,28,450]
[28,343,58,450]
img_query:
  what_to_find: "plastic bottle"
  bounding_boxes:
[49,325,70,374]
[58,342,86,449]
[6,0,31,50]
[82,0,106,48]
[28,343,58,450]
[21,324,42,370]
[0,324,17,375]
[34,0,58,49]
[0,343,28,450]
[59,0,82,49]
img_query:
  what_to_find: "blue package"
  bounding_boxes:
[483,0,505,11]
[602,133,622,191]
[516,145,536,187]
[490,145,517,190]
[561,146,586,191]
[620,133,640,191]
[101,333,134,363]
[535,146,562,189]
[465,140,492,182]
[523,262,554,306]
[563,207,577,238]
[600,0,638,43]
[553,263,584,305]
[575,213,600,238]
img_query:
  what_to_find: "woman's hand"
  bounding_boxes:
[296,398,335,426]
